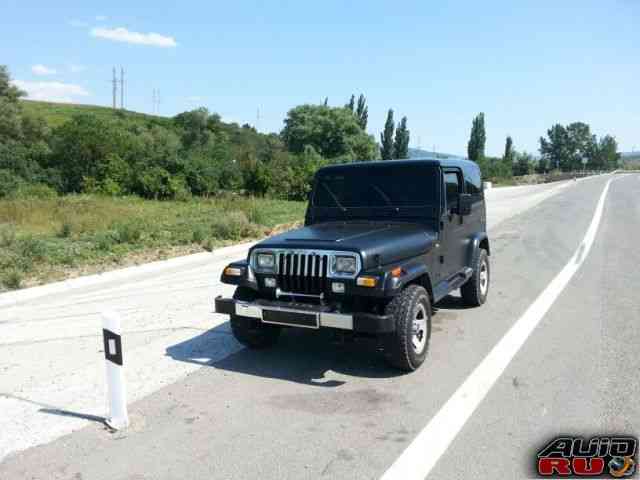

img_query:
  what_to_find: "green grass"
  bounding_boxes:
[0,194,306,290]
[20,99,172,129]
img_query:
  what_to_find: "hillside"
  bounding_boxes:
[621,152,640,168]
[19,99,274,156]
[409,147,460,159]
[20,99,172,129]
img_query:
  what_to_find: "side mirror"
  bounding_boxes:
[457,193,472,216]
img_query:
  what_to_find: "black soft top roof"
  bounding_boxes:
[316,157,477,174]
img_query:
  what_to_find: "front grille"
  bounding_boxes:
[277,252,328,295]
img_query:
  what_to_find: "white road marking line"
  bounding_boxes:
[381,177,616,480]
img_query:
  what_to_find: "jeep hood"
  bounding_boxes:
[255,222,437,269]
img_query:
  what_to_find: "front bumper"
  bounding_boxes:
[214,296,394,334]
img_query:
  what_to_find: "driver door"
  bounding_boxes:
[440,169,466,280]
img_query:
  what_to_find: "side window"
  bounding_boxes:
[463,165,483,202]
[444,172,461,210]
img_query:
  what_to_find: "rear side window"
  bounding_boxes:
[444,171,461,209]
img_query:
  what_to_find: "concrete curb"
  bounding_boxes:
[0,241,255,309]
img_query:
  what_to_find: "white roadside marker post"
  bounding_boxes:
[101,309,129,430]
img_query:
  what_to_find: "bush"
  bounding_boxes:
[0,169,24,197]
[94,231,116,251]
[246,205,269,226]
[58,221,72,238]
[211,212,261,240]
[136,166,172,199]
[169,175,192,202]
[112,221,144,244]
[1,269,22,290]
[17,236,47,262]
[191,226,207,244]
[0,224,16,247]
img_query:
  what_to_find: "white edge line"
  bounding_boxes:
[0,241,256,309]
[381,176,616,480]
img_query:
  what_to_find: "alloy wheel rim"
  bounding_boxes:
[411,303,428,354]
[479,260,488,295]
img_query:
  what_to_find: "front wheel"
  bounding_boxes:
[230,287,281,349]
[461,248,489,307]
[383,285,431,372]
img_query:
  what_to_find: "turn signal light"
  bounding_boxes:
[224,267,243,276]
[356,276,377,288]
[391,267,403,277]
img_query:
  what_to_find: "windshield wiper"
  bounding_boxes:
[320,182,347,212]
[369,183,393,207]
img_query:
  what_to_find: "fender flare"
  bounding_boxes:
[467,232,490,266]
[384,261,433,301]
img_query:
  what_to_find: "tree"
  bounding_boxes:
[380,109,395,160]
[540,121,618,172]
[595,135,619,171]
[539,124,571,171]
[355,94,368,130]
[281,104,377,160]
[48,114,134,192]
[467,113,486,162]
[513,152,534,176]
[566,122,592,170]
[536,156,549,174]
[0,65,24,102]
[0,66,26,142]
[393,116,410,159]
[173,108,211,148]
[346,95,355,113]
[503,136,514,163]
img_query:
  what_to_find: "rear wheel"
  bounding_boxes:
[461,248,489,306]
[230,287,281,349]
[384,285,431,372]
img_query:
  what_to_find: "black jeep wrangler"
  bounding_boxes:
[215,158,490,371]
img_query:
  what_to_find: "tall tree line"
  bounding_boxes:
[379,109,410,160]
[346,94,368,130]
[464,111,619,178]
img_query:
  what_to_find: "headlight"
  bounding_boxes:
[256,253,275,270]
[334,255,357,274]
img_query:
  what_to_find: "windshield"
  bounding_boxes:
[312,163,440,209]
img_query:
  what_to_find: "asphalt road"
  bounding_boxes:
[1,174,637,479]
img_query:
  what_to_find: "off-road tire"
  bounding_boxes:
[384,284,431,372]
[461,248,489,307]
[230,287,281,349]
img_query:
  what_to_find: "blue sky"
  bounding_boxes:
[2,0,638,156]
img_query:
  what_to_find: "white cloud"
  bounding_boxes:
[12,80,90,103]
[32,64,57,76]
[69,19,89,28]
[69,64,86,73]
[91,27,177,48]
[96,15,108,21]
